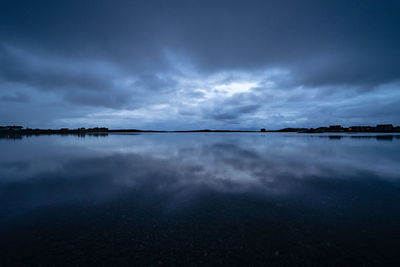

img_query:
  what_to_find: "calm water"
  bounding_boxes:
[1,133,399,266]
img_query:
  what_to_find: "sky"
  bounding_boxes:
[1,0,400,130]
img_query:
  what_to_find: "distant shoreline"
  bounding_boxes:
[1,124,400,135]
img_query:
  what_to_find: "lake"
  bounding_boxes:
[0,133,399,266]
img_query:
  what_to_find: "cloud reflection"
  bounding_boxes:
[1,133,399,219]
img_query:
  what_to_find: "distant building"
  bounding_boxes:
[349,126,374,132]
[5,126,23,131]
[376,124,393,131]
[316,127,329,131]
[88,127,109,132]
[328,125,342,131]
[0,126,8,131]
[260,128,266,132]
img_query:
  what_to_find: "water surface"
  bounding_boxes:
[1,133,399,266]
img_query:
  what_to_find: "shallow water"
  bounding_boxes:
[1,133,399,266]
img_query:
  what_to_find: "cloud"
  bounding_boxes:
[2,1,399,86]
[0,92,29,103]
[206,104,261,121]
[131,74,177,93]
[63,91,131,108]
[0,45,114,91]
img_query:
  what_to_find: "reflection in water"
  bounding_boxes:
[0,133,399,265]
[320,134,400,141]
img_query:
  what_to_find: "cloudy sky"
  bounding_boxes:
[1,0,399,130]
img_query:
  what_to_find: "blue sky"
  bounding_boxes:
[1,0,400,130]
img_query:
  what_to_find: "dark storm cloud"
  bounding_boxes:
[1,0,399,87]
[0,45,113,91]
[0,44,136,108]
[0,0,172,72]
[1,0,400,127]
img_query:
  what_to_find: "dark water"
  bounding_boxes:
[1,133,399,266]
